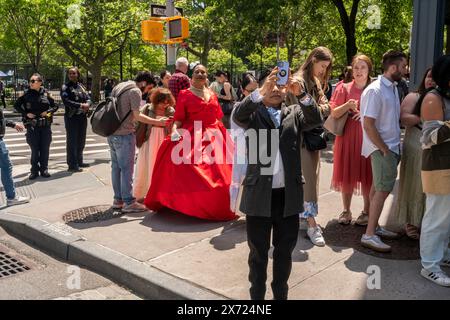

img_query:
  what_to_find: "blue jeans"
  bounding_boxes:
[0,139,16,200]
[420,194,450,273]
[107,133,136,205]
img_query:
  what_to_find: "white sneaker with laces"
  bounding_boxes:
[420,268,450,287]
[307,226,325,247]
[121,201,148,213]
[7,196,30,207]
[361,234,391,252]
[376,226,399,240]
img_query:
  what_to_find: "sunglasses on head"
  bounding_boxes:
[30,79,42,84]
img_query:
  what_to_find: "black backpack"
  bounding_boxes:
[90,88,133,137]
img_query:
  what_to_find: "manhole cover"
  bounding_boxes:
[63,205,123,224]
[321,220,419,260]
[0,250,31,279]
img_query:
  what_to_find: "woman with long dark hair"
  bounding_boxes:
[419,55,450,287]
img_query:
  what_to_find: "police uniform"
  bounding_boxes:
[60,81,91,170]
[14,88,58,177]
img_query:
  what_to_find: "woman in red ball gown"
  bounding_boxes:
[144,64,236,221]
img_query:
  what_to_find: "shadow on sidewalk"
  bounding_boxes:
[140,208,241,234]
[322,218,420,260]
[209,218,247,251]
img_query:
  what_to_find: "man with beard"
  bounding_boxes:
[360,50,408,252]
[107,71,161,214]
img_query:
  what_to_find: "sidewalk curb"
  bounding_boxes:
[0,212,227,300]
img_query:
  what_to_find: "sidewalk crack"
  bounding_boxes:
[290,251,353,290]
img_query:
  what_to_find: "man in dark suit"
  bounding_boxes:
[233,67,323,300]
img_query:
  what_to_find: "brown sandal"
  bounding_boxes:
[405,224,420,240]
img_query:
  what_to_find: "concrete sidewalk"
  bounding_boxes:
[0,150,449,300]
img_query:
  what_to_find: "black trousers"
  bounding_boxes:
[1,94,6,109]
[65,114,87,169]
[246,188,299,300]
[26,126,52,174]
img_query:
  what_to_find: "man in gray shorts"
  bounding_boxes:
[360,50,408,252]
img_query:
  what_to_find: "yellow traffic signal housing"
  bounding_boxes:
[168,16,189,40]
[141,20,165,43]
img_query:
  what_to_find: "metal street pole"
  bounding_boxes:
[166,0,176,71]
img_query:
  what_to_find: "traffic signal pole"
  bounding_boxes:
[166,0,176,70]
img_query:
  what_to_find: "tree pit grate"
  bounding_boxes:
[62,205,124,224]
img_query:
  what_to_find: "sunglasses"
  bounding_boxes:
[30,79,42,84]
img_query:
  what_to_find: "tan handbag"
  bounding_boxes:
[324,112,348,136]
[323,83,350,136]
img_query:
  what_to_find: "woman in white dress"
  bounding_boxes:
[134,88,175,202]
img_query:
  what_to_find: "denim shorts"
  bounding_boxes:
[370,150,400,192]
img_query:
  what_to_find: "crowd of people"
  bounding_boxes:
[1,48,449,299]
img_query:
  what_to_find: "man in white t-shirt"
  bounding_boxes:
[360,50,408,253]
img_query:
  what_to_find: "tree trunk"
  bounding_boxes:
[89,64,102,103]
[345,32,358,65]
[332,0,360,65]
[201,48,210,67]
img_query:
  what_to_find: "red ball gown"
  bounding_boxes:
[144,89,236,221]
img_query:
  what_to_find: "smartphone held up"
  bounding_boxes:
[277,61,289,86]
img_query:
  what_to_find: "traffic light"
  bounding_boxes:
[168,17,189,40]
[141,20,164,43]
[141,16,189,44]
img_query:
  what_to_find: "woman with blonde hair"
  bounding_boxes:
[330,54,374,226]
[288,46,333,247]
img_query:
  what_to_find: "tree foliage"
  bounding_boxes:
[0,0,414,91]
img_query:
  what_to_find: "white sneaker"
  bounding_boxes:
[7,196,30,207]
[361,234,391,252]
[307,226,326,247]
[376,226,399,240]
[121,201,148,213]
[421,268,450,287]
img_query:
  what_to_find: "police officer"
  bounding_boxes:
[61,67,91,173]
[14,73,58,180]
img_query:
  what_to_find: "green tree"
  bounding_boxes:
[49,0,146,101]
[207,49,248,77]
[0,0,56,72]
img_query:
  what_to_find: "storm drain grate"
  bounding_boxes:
[63,205,124,224]
[0,251,31,279]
